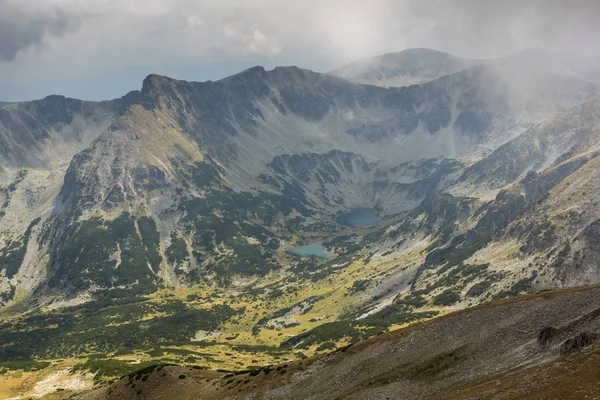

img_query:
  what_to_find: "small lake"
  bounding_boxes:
[287,242,334,259]
[287,208,381,259]
[336,207,381,228]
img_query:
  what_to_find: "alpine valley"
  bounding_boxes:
[3,48,600,399]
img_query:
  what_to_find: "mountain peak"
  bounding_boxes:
[242,65,267,74]
[218,65,324,89]
[141,73,178,96]
[42,94,67,101]
[379,47,460,59]
[330,47,478,87]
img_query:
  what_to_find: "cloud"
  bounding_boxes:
[3,0,600,63]
[223,22,282,56]
[0,0,84,61]
[1,0,600,100]
[403,0,600,57]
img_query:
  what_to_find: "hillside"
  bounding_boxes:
[76,285,600,400]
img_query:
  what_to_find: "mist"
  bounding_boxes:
[1,0,600,101]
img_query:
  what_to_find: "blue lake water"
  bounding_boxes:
[287,242,334,259]
[288,208,381,259]
[336,207,381,228]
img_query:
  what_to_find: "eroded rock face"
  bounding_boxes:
[560,332,596,355]
[538,326,561,347]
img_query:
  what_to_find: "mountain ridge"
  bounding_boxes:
[329,48,480,88]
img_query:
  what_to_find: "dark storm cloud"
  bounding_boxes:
[0,0,84,61]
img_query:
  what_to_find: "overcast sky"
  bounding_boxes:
[2,0,600,101]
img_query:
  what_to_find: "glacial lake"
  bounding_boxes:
[336,207,381,228]
[287,208,381,259]
[287,242,334,259]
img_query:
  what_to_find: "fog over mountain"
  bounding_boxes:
[1,0,600,100]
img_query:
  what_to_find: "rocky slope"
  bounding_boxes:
[0,93,139,305]
[459,95,600,190]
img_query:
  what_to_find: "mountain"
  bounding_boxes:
[2,48,600,398]
[0,94,134,169]
[331,48,600,89]
[2,62,594,302]
[459,95,600,191]
[329,48,478,87]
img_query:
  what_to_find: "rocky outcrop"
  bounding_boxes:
[560,332,596,355]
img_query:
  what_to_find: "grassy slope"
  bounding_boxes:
[0,228,433,399]
[75,284,600,400]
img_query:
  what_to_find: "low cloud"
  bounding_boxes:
[1,0,600,100]
[404,0,600,57]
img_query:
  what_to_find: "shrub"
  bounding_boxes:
[433,290,461,306]
[316,342,336,351]
[466,281,491,297]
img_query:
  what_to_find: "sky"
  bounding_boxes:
[2,0,600,101]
